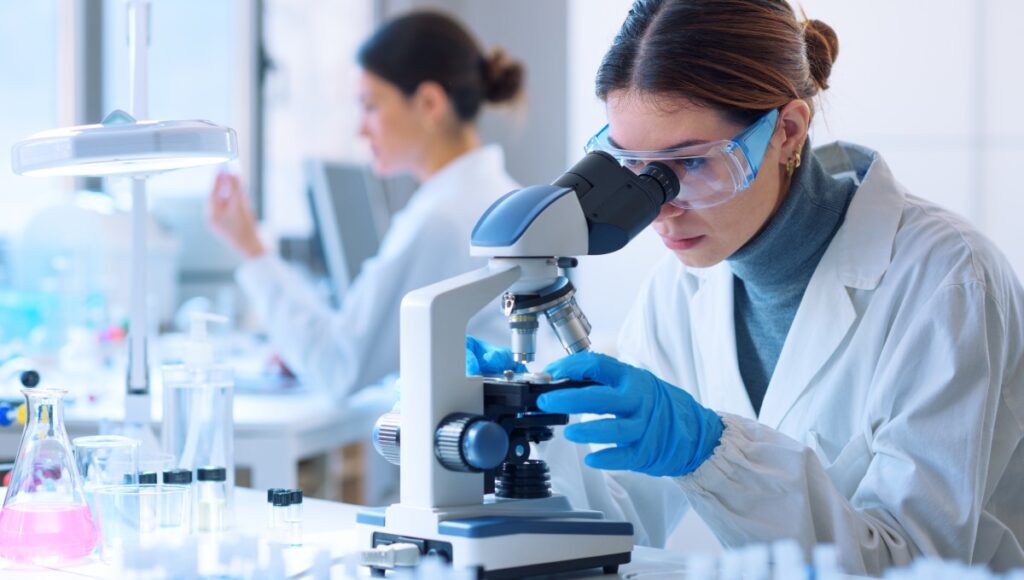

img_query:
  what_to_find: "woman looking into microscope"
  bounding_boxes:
[469,0,1024,574]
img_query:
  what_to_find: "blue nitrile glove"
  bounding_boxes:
[465,336,527,376]
[537,352,724,477]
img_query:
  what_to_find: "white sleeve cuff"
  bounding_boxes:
[235,253,285,296]
[676,412,752,494]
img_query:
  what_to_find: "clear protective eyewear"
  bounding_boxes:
[584,108,780,209]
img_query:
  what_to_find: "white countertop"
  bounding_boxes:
[0,487,699,579]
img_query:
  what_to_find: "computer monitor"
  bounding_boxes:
[305,159,391,307]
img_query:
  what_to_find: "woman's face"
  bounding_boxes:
[357,70,427,176]
[606,91,787,268]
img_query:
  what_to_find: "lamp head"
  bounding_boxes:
[12,110,237,178]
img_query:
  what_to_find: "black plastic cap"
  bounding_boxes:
[197,466,227,482]
[163,468,193,484]
[267,488,285,503]
[19,370,39,388]
[272,490,292,506]
[139,471,158,484]
[290,490,303,505]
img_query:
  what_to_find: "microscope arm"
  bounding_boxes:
[398,261,522,508]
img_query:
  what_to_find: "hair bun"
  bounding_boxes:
[482,48,524,103]
[804,19,839,91]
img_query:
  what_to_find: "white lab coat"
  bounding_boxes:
[541,143,1024,575]
[237,145,519,401]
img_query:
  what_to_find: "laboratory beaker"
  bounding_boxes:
[74,435,140,486]
[73,434,140,519]
[0,387,98,565]
[91,484,191,563]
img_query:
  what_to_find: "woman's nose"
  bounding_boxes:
[655,203,686,221]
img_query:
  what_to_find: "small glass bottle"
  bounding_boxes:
[196,466,227,532]
[163,468,193,532]
[266,488,285,531]
[286,490,303,546]
[271,490,291,543]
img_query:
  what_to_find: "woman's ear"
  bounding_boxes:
[411,81,451,129]
[775,99,811,162]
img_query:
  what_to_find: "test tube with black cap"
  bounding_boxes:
[266,488,286,530]
[162,468,194,531]
[196,466,227,532]
[271,489,292,543]
[139,471,158,485]
[286,490,303,546]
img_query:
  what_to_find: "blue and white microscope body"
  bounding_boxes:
[358,152,679,579]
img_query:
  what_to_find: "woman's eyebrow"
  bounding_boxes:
[607,134,711,150]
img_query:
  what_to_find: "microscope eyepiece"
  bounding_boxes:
[638,161,680,205]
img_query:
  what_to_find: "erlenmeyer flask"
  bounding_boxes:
[0,387,97,564]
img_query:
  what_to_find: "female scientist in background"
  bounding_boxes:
[469,0,1024,575]
[208,11,524,401]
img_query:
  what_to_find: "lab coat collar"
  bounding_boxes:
[760,143,904,427]
[816,142,905,291]
[686,142,906,426]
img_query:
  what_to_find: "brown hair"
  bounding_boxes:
[596,0,839,126]
[358,10,525,122]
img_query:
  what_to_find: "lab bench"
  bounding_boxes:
[0,486,692,578]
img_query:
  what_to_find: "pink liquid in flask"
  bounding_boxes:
[0,503,98,564]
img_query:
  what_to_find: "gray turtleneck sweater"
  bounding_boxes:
[726,144,857,415]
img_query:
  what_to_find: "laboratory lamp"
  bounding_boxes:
[11,110,236,178]
[9,0,238,450]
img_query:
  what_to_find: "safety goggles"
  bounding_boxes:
[584,108,779,209]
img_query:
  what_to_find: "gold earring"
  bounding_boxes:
[785,151,802,177]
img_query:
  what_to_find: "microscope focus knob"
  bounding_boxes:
[435,414,509,473]
[372,412,402,465]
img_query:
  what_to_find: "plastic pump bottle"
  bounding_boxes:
[162,312,235,529]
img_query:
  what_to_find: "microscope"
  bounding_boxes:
[357,151,680,578]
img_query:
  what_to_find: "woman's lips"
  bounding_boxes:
[660,234,705,251]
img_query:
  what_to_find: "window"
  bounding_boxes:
[0,1,63,240]
[102,0,241,199]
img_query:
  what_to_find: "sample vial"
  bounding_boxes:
[196,466,227,532]
[286,490,303,546]
[163,469,194,532]
[271,490,291,544]
[139,471,158,484]
[266,488,285,531]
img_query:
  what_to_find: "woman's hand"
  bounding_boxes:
[537,352,724,477]
[207,172,266,259]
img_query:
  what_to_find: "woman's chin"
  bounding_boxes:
[673,246,724,269]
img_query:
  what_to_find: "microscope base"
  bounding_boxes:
[357,509,633,578]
